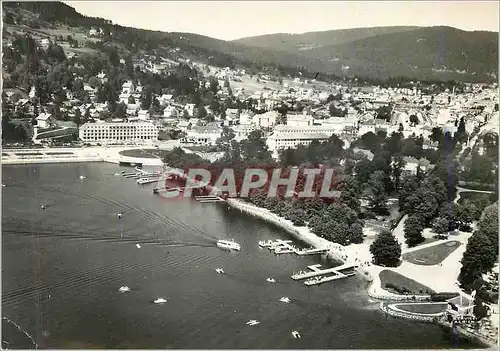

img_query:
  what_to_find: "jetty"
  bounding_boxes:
[260,239,329,256]
[304,272,356,286]
[291,263,358,281]
[137,178,161,185]
[195,195,226,203]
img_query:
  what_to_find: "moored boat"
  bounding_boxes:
[217,239,241,251]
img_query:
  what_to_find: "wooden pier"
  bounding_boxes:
[262,239,329,257]
[291,263,358,281]
[295,248,329,256]
[304,272,356,286]
[137,178,161,185]
[195,195,226,203]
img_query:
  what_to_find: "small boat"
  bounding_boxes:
[121,170,126,174]
[137,177,153,184]
[153,298,167,304]
[258,240,274,248]
[246,319,260,326]
[79,176,86,179]
[291,271,308,279]
[215,268,225,274]
[292,330,301,339]
[279,297,291,303]
[117,213,123,218]
[118,286,130,293]
[136,244,141,249]
[40,205,46,210]
[304,276,323,286]
[266,277,276,283]
[217,239,241,251]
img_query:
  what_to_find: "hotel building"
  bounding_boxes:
[79,122,159,143]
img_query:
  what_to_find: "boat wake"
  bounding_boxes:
[3,228,214,248]
[36,186,218,243]
[2,316,38,349]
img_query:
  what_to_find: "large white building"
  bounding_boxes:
[79,122,158,143]
[232,124,257,142]
[185,125,222,145]
[266,125,339,153]
[253,111,279,128]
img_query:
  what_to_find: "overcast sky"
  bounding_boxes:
[64,1,499,41]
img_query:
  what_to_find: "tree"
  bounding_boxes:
[409,114,419,126]
[454,116,467,144]
[391,154,405,191]
[196,106,207,119]
[376,105,392,121]
[240,130,273,164]
[329,103,347,117]
[406,189,439,223]
[432,217,451,234]
[398,175,420,213]
[78,110,89,124]
[455,201,478,231]
[458,231,497,292]
[73,109,82,127]
[340,176,361,213]
[365,171,387,210]
[349,222,364,244]
[430,127,443,144]
[478,203,499,252]
[128,95,136,104]
[404,215,425,247]
[370,231,401,267]
[216,126,235,152]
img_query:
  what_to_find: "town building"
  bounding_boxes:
[266,125,340,153]
[185,125,222,145]
[36,113,55,129]
[79,122,158,143]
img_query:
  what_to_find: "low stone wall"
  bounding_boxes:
[369,289,431,301]
[380,302,442,323]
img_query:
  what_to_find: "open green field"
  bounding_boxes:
[395,303,448,314]
[380,270,435,295]
[402,241,461,266]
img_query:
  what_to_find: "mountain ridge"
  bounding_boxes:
[3,1,498,82]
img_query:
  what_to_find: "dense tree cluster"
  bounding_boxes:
[458,204,498,321]
[370,231,402,267]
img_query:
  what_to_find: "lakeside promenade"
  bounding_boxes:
[1,141,180,166]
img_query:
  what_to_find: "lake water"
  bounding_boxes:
[2,163,480,349]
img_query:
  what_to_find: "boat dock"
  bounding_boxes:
[261,239,329,256]
[295,248,329,256]
[195,195,226,203]
[137,178,161,185]
[291,263,358,281]
[304,272,356,286]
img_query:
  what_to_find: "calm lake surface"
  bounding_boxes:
[2,163,480,349]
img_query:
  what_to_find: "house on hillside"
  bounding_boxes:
[36,113,55,129]
[402,157,434,176]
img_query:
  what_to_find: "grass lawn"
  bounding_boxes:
[458,191,493,204]
[402,241,461,266]
[119,149,159,159]
[119,149,175,160]
[394,303,448,314]
[380,270,435,295]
